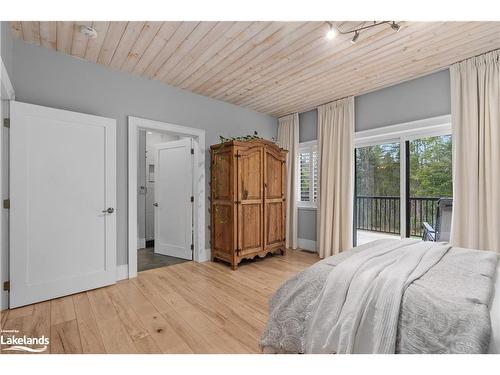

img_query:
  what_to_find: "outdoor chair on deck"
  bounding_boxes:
[422,198,453,242]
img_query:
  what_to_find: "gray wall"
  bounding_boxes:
[356,70,451,131]
[1,22,13,79]
[11,39,277,265]
[298,69,451,242]
[299,110,317,142]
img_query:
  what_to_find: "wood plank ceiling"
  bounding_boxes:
[11,21,500,117]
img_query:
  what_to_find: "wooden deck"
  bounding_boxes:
[0,249,318,354]
[357,230,400,246]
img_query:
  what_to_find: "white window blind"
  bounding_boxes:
[297,142,318,208]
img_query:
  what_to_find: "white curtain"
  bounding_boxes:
[450,49,500,252]
[277,113,299,249]
[316,97,354,258]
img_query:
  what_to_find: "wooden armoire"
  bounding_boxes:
[210,139,287,270]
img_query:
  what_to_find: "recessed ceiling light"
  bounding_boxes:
[79,25,98,39]
[147,131,153,135]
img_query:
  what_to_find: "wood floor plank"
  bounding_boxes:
[105,286,162,354]
[185,261,270,308]
[73,293,106,354]
[0,309,8,330]
[87,287,138,354]
[50,320,82,354]
[136,272,251,353]
[131,275,224,353]
[50,295,76,325]
[156,266,264,351]
[140,270,256,353]
[6,304,34,320]
[29,301,51,354]
[117,280,196,353]
[1,249,318,354]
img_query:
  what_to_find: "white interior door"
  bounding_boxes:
[10,101,116,308]
[154,138,193,260]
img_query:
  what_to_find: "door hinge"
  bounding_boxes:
[190,244,194,251]
[3,281,10,292]
[191,148,194,155]
[3,118,10,128]
[3,199,10,209]
[190,196,194,203]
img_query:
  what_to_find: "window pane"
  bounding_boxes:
[312,149,318,202]
[408,134,453,239]
[299,151,311,202]
[355,143,401,245]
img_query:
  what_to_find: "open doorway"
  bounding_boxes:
[137,130,193,272]
[128,116,206,279]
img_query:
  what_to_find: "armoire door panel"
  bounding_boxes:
[238,203,262,255]
[212,149,233,201]
[238,148,263,200]
[265,150,285,199]
[213,203,233,254]
[265,202,284,246]
[264,147,286,250]
[237,146,264,255]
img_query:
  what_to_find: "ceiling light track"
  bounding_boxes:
[326,21,400,43]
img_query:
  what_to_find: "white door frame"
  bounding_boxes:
[0,54,14,311]
[128,116,206,278]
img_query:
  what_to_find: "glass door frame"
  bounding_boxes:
[353,115,452,247]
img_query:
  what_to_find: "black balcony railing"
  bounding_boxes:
[355,196,441,237]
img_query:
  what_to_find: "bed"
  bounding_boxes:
[260,239,499,354]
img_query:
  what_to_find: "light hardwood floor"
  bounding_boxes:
[0,249,318,354]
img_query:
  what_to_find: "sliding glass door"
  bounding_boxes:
[354,126,453,246]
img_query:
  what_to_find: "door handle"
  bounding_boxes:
[102,207,115,214]
[153,202,159,207]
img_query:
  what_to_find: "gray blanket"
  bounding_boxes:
[260,239,498,354]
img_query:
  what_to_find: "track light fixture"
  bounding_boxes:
[390,21,401,32]
[351,31,359,44]
[326,21,401,44]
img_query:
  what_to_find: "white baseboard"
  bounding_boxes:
[298,238,317,252]
[137,238,146,249]
[116,264,129,281]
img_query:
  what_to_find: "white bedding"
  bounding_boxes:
[305,240,451,353]
[488,256,500,353]
[261,240,499,354]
